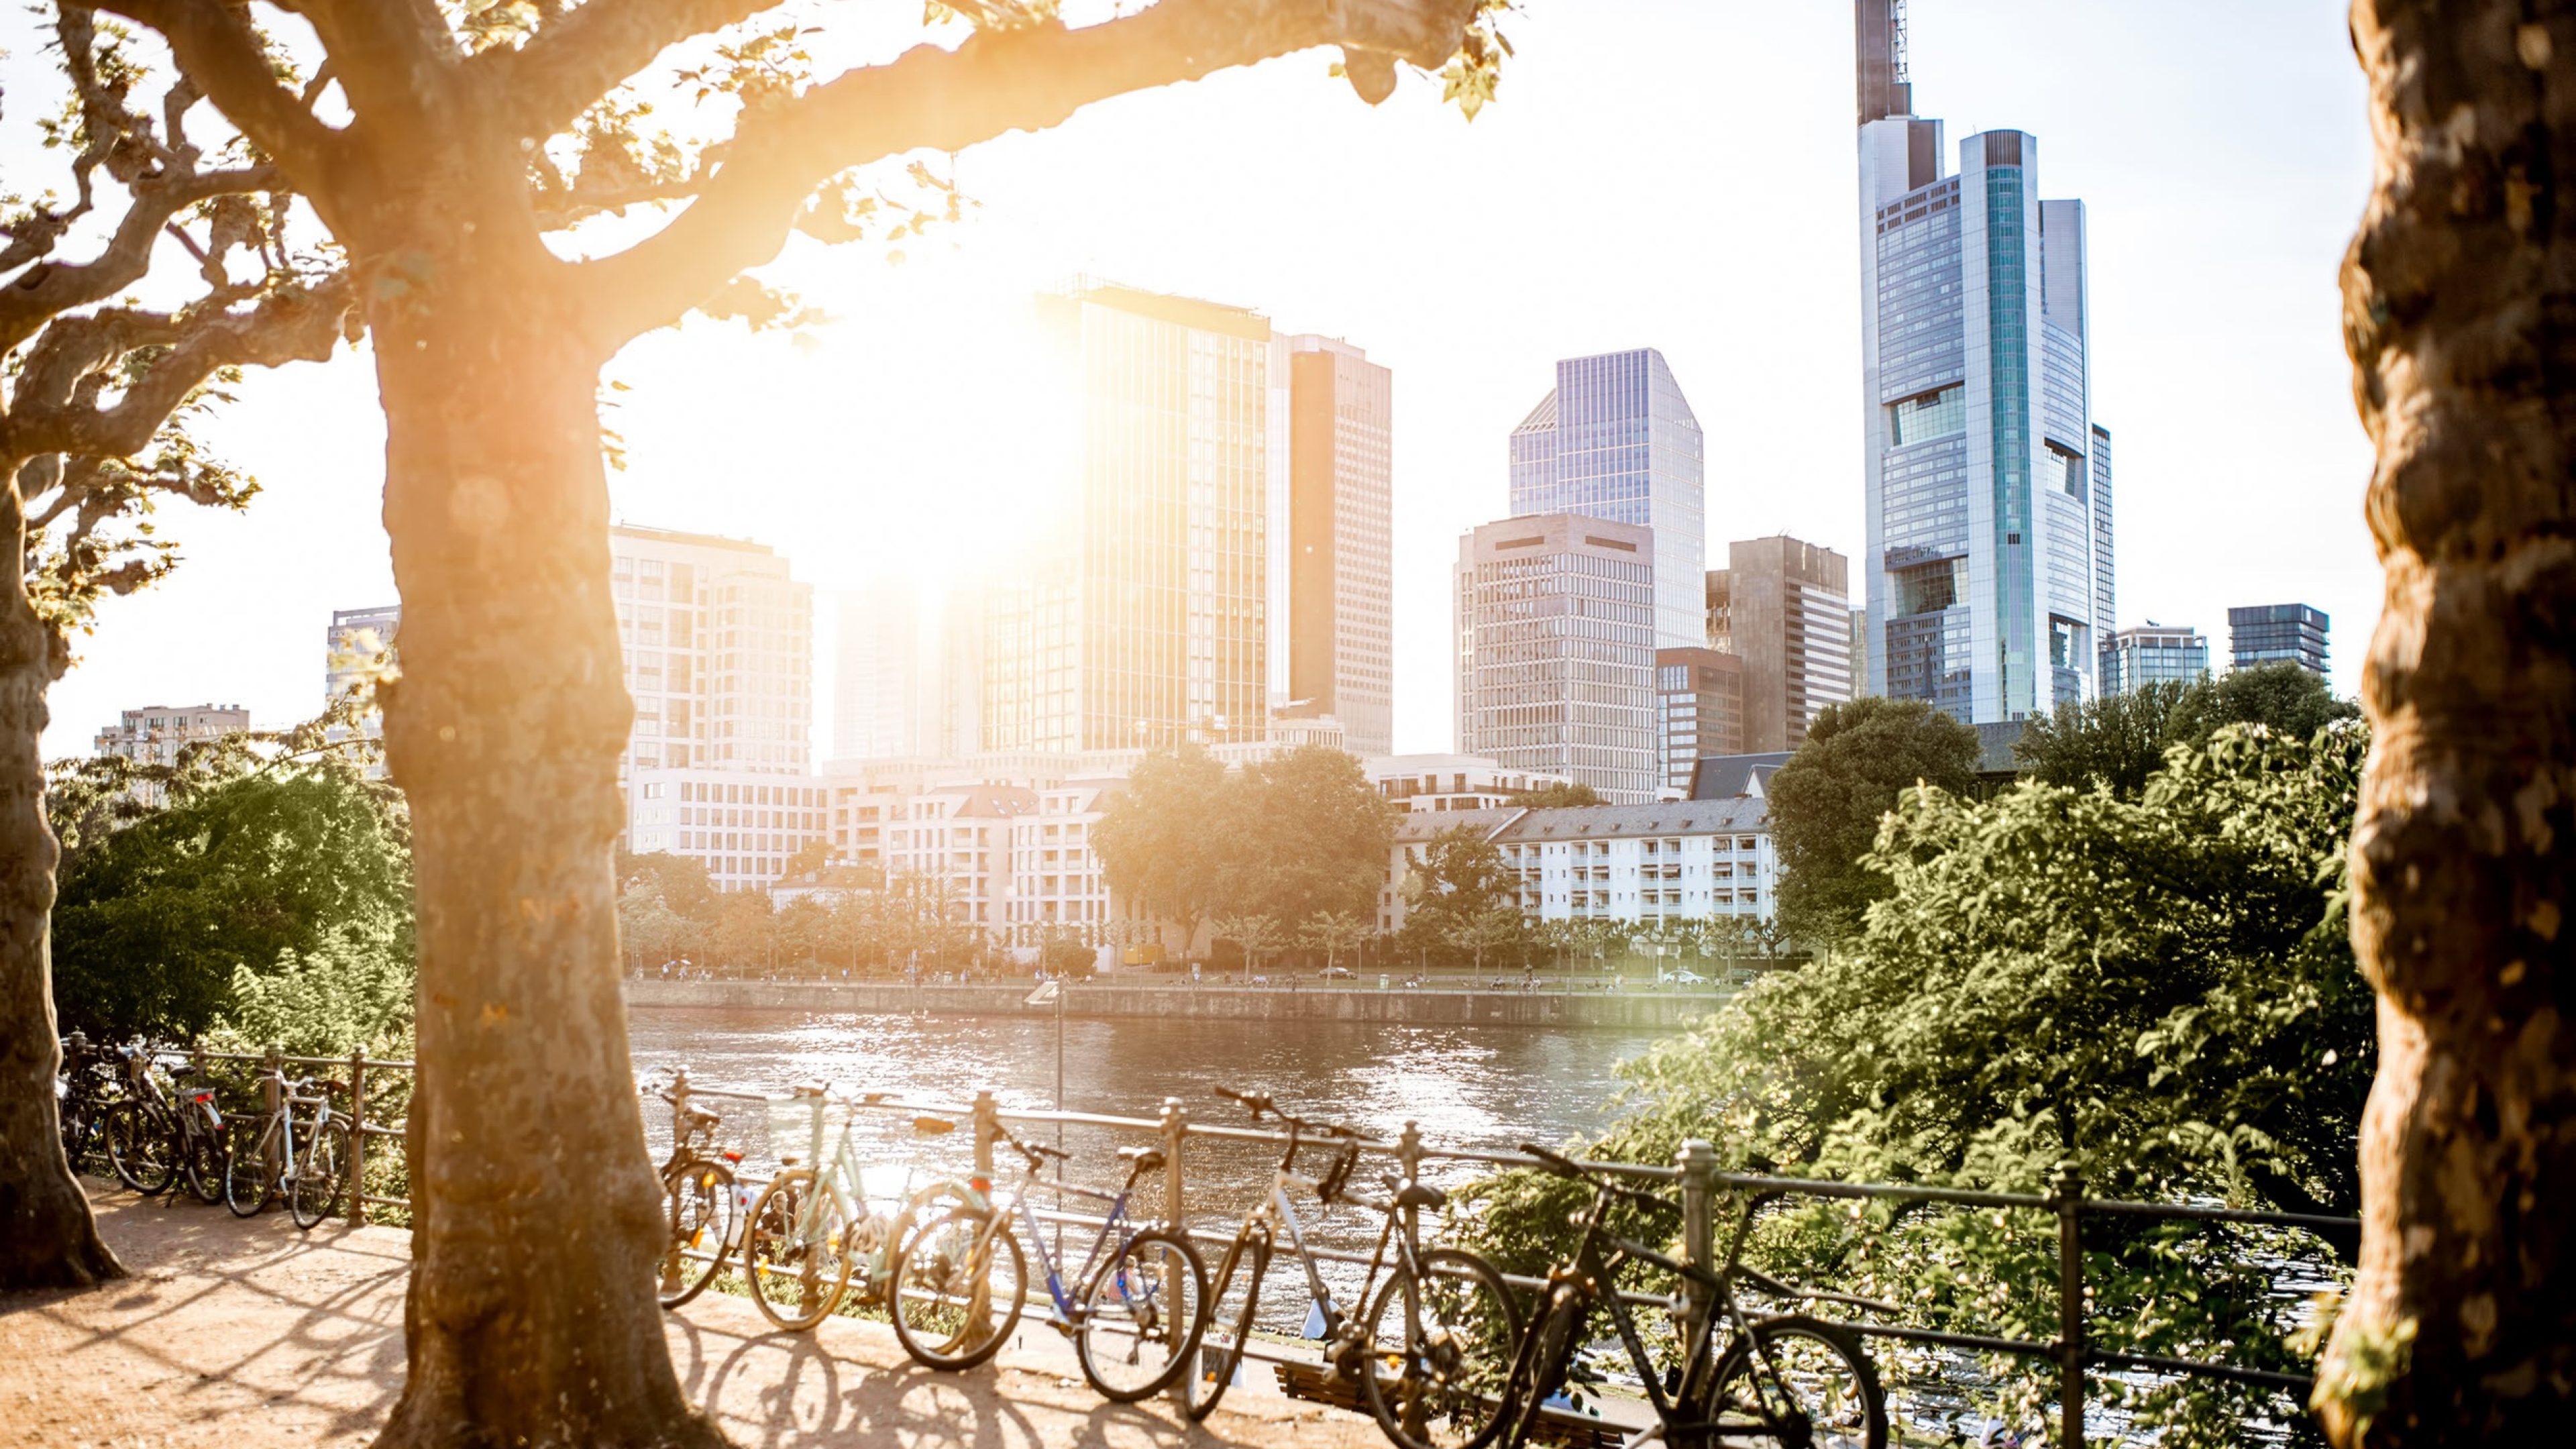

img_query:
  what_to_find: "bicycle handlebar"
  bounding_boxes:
[1517,1142,1682,1214]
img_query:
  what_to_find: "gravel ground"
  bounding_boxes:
[0,1183,1381,1449]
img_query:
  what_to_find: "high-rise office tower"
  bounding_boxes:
[833,583,924,761]
[1456,513,1658,803]
[1705,537,1856,753]
[984,280,1271,753]
[1279,334,1395,756]
[934,586,984,759]
[609,525,814,775]
[1656,647,1746,795]
[1857,1,2108,723]
[2228,604,2330,677]
[1509,350,1706,649]
[323,604,398,771]
[2100,623,2210,694]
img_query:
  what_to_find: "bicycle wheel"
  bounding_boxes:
[224,1116,275,1217]
[1703,1315,1886,1449]
[1183,1230,1268,1421]
[890,1206,1026,1371]
[1497,1281,1589,1449]
[288,1119,350,1228]
[105,1102,176,1197]
[659,1155,737,1309]
[1362,1248,1523,1449]
[180,1110,228,1204]
[1075,1226,1208,1402]
[743,1170,856,1331]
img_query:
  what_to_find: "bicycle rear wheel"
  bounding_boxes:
[105,1102,175,1197]
[290,1120,350,1228]
[1702,1315,1886,1449]
[1183,1230,1269,1421]
[180,1110,227,1204]
[889,1206,1026,1369]
[743,1170,856,1331]
[223,1117,274,1217]
[1075,1226,1208,1402]
[1497,1281,1588,1449]
[1360,1248,1522,1449]
[659,1155,737,1309]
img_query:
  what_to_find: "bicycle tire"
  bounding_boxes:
[658,1155,737,1309]
[743,1170,856,1331]
[179,1106,227,1204]
[1498,1281,1589,1449]
[1701,1314,1886,1449]
[1075,1226,1208,1402]
[105,1101,176,1196]
[1361,1248,1523,1449]
[223,1116,274,1217]
[290,1119,350,1229]
[1183,1229,1269,1421]
[890,1206,1026,1371]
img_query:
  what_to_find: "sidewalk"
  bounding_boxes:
[0,1185,1380,1449]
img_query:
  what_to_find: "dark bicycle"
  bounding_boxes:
[1497,1143,1886,1449]
[103,1044,227,1203]
[54,1033,117,1177]
[646,1071,741,1310]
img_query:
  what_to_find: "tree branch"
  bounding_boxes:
[0,165,279,356]
[575,0,1482,347]
[94,0,340,182]
[480,0,785,143]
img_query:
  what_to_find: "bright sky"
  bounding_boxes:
[23,0,2376,759]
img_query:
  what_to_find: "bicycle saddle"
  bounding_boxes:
[1395,1183,1448,1212]
[168,1065,198,1079]
[1118,1146,1167,1176]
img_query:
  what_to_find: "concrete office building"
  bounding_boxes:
[1277,333,1395,756]
[1705,537,1854,752]
[2100,623,2210,695]
[1856,0,2110,722]
[1456,513,1659,804]
[1657,648,1747,796]
[610,525,814,777]
[623,768,830,893]
[834,582,926,761]
[323,604,399,771]
[1509,349,1707,649]
[94,702,250,767]
[2229,604,2330,677]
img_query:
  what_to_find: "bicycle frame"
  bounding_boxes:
[246,1075,333,1185]
[777,1095,985,1281]
[1007,1170,1140,1326]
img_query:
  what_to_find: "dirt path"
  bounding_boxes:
[0,1185,1383,1449]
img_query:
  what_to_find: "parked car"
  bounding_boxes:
[1664,969,1709,985]
[1318,965,1356,980]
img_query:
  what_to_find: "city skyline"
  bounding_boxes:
[32,2,2377,762]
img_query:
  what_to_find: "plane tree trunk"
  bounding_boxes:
[2319,3,2576,1441]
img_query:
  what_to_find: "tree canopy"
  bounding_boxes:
[2017,663,2359,799]
[1767,696,1980,946]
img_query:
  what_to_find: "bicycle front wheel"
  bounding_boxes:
[658,1155,736,1309]
[1075,1226,1208,1402]
[1497,1281,1588,1449]
[180,1110,227,1204]
[890,1207,1026,1371]
[223,1117,274,1217]
[1361,1248,1523,1449]
[1702,1315,1886,1449]
[1183,1230,1267,1421]
[743,1170,855,1331]
[105,1102,176,1197]
[290,1120,350,1229]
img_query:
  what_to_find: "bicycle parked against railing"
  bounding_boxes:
[646,1071,741,1309]
[55,1033,116,1176]
[221,1064,351,1228]
[1186,1087,1522,1449]
[739,1084,973,1332]
[890,1120,1207,1399]
[1495,1143,1886,1449]
[103,1044,227,1203]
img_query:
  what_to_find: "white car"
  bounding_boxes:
[1664,969,1709,985]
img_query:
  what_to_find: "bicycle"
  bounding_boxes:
[645,1071,741,1309]
[1186,1087,1521,1449]
[738,1085,974,1332]
[890,1120,1207,1399]
[220,1064,351,1228]
[54,1033,116,1177]
[103,1045,227,1203]
[1495,1143,1886,1449]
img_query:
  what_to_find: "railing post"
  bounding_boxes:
[261,1044,283,1186]
[2053,1165,2086,1448]
[670,1065,692,1145]
[973,1088,998,1179]
[1675,1139,1719,1346]
[1159,1097,1187,1229]
[346,1048,368,1227]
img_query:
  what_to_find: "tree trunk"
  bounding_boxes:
[366,260,721,1447]
[2319,4,2576,1442]
[0,482,121,1292]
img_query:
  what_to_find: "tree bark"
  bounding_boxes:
[363,227,721,1447]
[0,481,121,1293]
[2320,3,2576,1442]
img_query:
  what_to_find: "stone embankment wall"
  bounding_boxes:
[625,977,1729,1030]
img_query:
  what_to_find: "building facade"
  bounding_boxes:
[1656,648,1746,796]
[2228,603,2330,677]
[1858,2,2108,724]
[610,525,814,776]
[623,768,830,893]
[1279,334,1395,756]
[1705,536,1854,751]
[2100,623,2210,695]
[94,702,251,769]
[1456,513,1659,804]
[1366,753,1572,814]
[834,583,925,761]
[1379,800,1778,932]
[1508,349,1707,650]
[983,281,1273,755]
[323,604,399,769]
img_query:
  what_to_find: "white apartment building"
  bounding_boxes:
[883,784,1036,941]
[323,604,398,773]
[625,767,831,892]
[610,525,814,777]
[1002,778,1122,949]
[1379,800,1779,933]
[94,702,251,767]
[1365,753,1572,814]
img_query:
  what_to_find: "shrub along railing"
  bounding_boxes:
[129,1049,2348,1445]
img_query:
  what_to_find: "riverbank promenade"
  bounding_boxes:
[0,1185,1384,1449]
[629,975,1737,1028]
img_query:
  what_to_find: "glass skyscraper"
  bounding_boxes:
[1856,2,2110,723]
[1509,349,1707,649]
[2228,603,2330,678]
[2100,623,2210,695]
